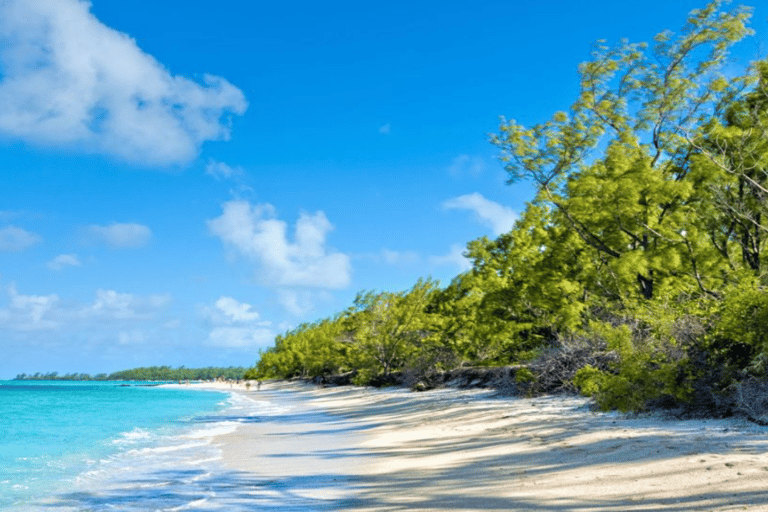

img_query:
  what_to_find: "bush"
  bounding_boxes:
[514,367,535,384]
[729,377,768,424]
[571,322,690,412]
[526,331,618,394]
[573,365,607,397]
[708,282,768,383]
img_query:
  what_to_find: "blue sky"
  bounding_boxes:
[1,0,766,378]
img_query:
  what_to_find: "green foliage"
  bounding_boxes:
[14,367,249,381]
[491,0,754,301]
[707,280,768,383]
[349,278,441,377]
[351,368,374,386]
[242,367,259,380]
[247,2,768,419]
[573,366,608,398]
[247,279,444,384]
[572,321,690,412]
[250,315,351,380]
[437,205,588,365]
[514,367,535,384]
[106,366,248,381]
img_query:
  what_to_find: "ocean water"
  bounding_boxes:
[0,381,285,511]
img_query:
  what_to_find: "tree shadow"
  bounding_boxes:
[51,469,354,511]
[51,386,768,511]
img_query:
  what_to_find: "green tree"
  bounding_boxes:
[435,204,589,365]
[690,62,768,277]
[491,0,753,301]
[350,278,441,379]
[251,316,350,379]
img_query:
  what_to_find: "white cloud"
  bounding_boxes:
[443,193,517,236]
[207,200,352,289]
[0,0,247,165]
[378,123,391,135]
[47,253,81,270]
[87,289,171,320]
[0,285,171,332]
[87,222,151,248]
[448,154,485,177]
[202,296,274,348]
[0,284,61,330]
[276,289,333,316]
[430,244,472,272]
[205,159,243,181]
[208,326,275,349]
[277,289,307,316]
[0,226,42,252]
[214,296,261,323]
[381,249,420,266]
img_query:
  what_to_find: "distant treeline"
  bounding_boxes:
[14,366,248,381]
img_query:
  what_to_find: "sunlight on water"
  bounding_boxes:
[0,381,228,510]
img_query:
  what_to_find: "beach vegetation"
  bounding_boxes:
[247,1,768,421]
[250,316,350,379]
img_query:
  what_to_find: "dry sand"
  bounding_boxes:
[191,381,768,511]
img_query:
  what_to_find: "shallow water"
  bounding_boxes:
[0,381,288,510]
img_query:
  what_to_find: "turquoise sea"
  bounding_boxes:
[0,381,278,511]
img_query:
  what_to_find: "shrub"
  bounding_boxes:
[729,377,768,424]
[572,322,690,412]
[514,367,535,384]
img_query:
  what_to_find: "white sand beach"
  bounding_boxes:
[188,381,768,511]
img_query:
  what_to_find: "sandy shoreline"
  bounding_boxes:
[181,381,768,511]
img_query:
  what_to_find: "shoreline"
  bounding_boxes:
[178,381,768,511]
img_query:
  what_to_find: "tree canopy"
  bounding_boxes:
[247,1,768,421]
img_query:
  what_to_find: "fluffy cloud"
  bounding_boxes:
[203,295,274,348]
[87,222,151,248]
[213,296,261,323]
[443,193,517,236]
[87,289,171,320]
[276,289,309,316]
[0,226,41,252]
[0,284,61,330]
[430,244,472,272]
[0,0,247,165]
[47,253,81,270]
[0,285,169,331]
[205,159,243,181]
[207,200,352,289]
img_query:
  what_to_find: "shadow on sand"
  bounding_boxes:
[50,385,768,511]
